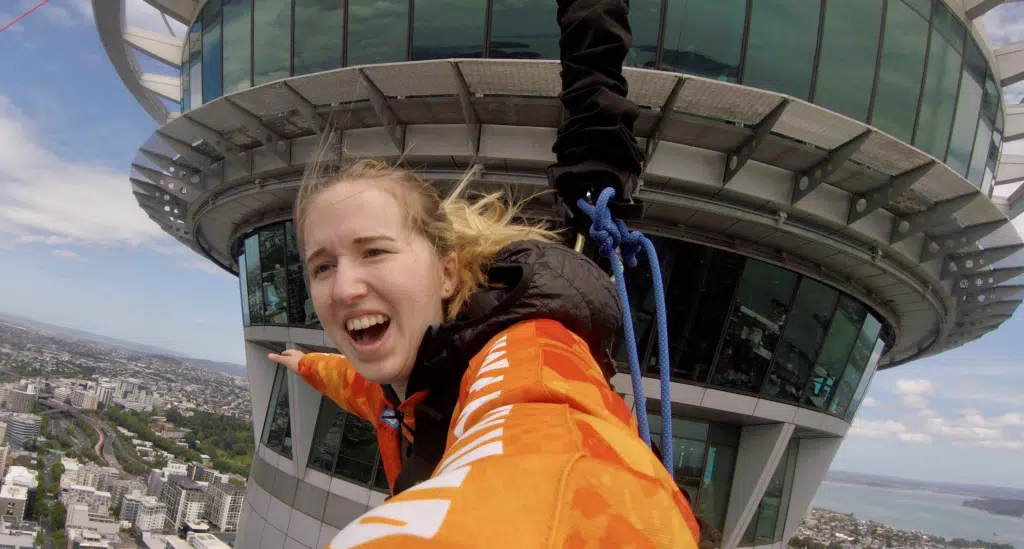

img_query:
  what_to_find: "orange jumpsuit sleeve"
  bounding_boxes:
[325,319,700,549]
[297,353,382,423]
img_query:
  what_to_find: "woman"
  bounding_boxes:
[269,159,698,548]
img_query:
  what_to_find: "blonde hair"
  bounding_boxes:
[294,158,561,320]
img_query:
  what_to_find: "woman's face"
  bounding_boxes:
[302,180,457,386]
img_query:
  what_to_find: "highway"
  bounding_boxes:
[38,399,119,469]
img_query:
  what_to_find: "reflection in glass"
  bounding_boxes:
[189,57,203,111]
[489,0,559,60]
[696,425,739,532]
[650,412,708,503]
[711,260,798,394]
[222,0,251,94]
[932,0,965,53]
[829,315,882,416]
[871,0,929,143]
[967,117,994,188]
[812,0,882,121]
[661,0,745,81]
[803,297,866,410]
[259,225,289,324]
[244,235,264,324]
[308,398,388,491]
[285,222,318,326]
[308,397,344,472]
[412,0,486,60]
[742,0,820,99]
[626,0,661,69]
[347,0,408,66]
[182,39,191,112]
[947,40,987,176]
[201,0,223,104]
[612,237,673,373]
[253,0,291,84]
[293,0,344,75]
[262,366,293,457]
[742,441,797,544]
[915,25,962,159]
[845,339,886,421]
[238,256,250,326]
[335,413,378,484]
[762,279,838,404]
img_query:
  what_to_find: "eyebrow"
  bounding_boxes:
[304,235,397,264]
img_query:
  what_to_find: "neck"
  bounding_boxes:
[391,382,408,403]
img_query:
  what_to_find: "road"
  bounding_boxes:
[38,399,120,470]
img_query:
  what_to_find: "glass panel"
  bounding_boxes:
[625,0,660,69]
[285,222,318,326]
[308,398,344,473]
[182,38,190,112]
[293,0,344,75]
[660,0,746,81]
[710,260,798,394]
[650,413,708,502]
[741,0,821,99]
[932,0,965,53]
[190,20,202,58]
[347,0,409,66]
[201,0,223,103]
[222,0,252,94]
[870,0,929,143]
[244,235,264,324]
[742,442,794,545]
[947,39,985,176]
[845,338,887,421]
[802,297,865,410]
[488,0,559,60]
[666,247,745,383]
[813,0,882,121]
[968,117,994,187]
[334,414,378,484]
[982,73,999,122]
[696,443,735,531]
[262,366,293,458]
[238,255,250,327]
[611,237,673,373]
[253,0,291,84]
[412,0,485,60]
[762,278,838,403]
[372,455,390,492]
[189,57,203,110]
[259,225,289,324]
[829,314,882,416]
[904,0,931,18]
[914,25,962,159]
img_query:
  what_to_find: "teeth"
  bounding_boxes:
[346,314,389,332]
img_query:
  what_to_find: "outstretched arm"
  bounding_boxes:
[269,349,380,422]
[324,319,699,549]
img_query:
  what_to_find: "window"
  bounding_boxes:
[946,40,986,176]
[711,260,798,394]
[259,225,289,324]
[222,0,252,94]
[201,0,223,104]
[262,366,293,457]
[742,440,797,545]
[346,0,408,66]
[285,222,317,326]
[238,256,251,326]
[309,399,387,491]
[762,278,838,404]
[741,0,821,99]
[488,0,559,60]
[610,236,674,374]
[812,0,882,121]
[244,235,264,324]
[845,338,886,421]
[412,0,486,60]
[253,0,291,85]
[626,0,661,69]
[293,0,344,76]
[829,314,882,417]
[182,37,191,112]
[660,0,745,81]
[803,297,866,410]
[914,18,963,159]
[871,0,929,143]
[967,117,994,188]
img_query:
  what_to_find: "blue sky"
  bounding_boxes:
[0,0,1022,487]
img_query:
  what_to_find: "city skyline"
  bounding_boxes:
[0,0,1022,492]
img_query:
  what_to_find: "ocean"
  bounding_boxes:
[812,481,1024,548]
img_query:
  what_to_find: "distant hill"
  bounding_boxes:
[0,311,246,378]
[827,470,1024,500]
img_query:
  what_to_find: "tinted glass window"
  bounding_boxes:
[803,297,865,410]
[189,57,203,110]
[711,260,798,394]
[222,0,252,94]
[845,339,886,421]
[743,441,797,544]
[244,235,264,324]
[238,256,250,326]
[813,0,882,121]
[871,0,928,142]
[347,0,408,66]
[293,0,344,75]
[201,0,223,103]
[829,314,882,416]
[253,0,291,84]
[626,0,660,69]
[412,0,486,59]
[661,0,746,81]
[946,70,982,176]
[742,0,821,99]
[182,38,191,111]
[285,222,317,326]
[334,413,378,484]
[262,366,293,457]
[611,237,673,374]
[762,278,838,404]
[914,26,961,159]
[259,225,289,324]
[489,0,559,59]
[308,398,343,473]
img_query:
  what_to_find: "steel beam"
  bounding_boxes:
[724,98,789,184]
[920,220,1007,261]
[156,131,215,172]
[941,244,1024,279]
[958,284,1024,307]
[954,266,1024,296]
[646,78,687,169]
[278,82,326,134]
[357,69,406,153]
[138,150,205,194]
[222,98,290,163]
[792,130,872,204]
[848,161,936,224]
[123,26,184,68]
[890,193,979,244]
[450,62,481,159]
[956,299,1022,320]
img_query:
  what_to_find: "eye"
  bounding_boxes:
[310,263,334,278]
[364,248,388,259]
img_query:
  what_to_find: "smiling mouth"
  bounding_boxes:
[346,314,391,347]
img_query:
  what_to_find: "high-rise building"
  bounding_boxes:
[204,482,244,532]
[0,444,8,480]
[160,478,208,533]
[1,415,40,448]
[70,389,99,411]
[96,384,117,408]
[2,386,36,415]
[95,1,1024,549]
[135,496,168,534]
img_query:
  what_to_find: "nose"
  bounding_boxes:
[331,260,370,304]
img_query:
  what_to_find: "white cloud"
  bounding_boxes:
[861,397,878,408]
[902,394,931,409]
[184,259,231,278]
[897,433,933,444]
[918,408,939,418]
[0,95,169,249]
[51,249,86,262]
[894,379,936,396]
[994,413,1024,426]
[850,419,907,439]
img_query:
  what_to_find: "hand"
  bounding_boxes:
[268,349,305,374]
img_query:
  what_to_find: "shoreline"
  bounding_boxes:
[795,508,1014,549]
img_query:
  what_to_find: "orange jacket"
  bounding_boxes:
[297,318,699,548]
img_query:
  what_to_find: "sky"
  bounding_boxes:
[0,0,1022,487]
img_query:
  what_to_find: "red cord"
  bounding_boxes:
[0,0,53,34]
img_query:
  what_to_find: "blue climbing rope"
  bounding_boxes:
[576,187,674,473]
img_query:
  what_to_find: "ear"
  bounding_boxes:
[440,251,459,299]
